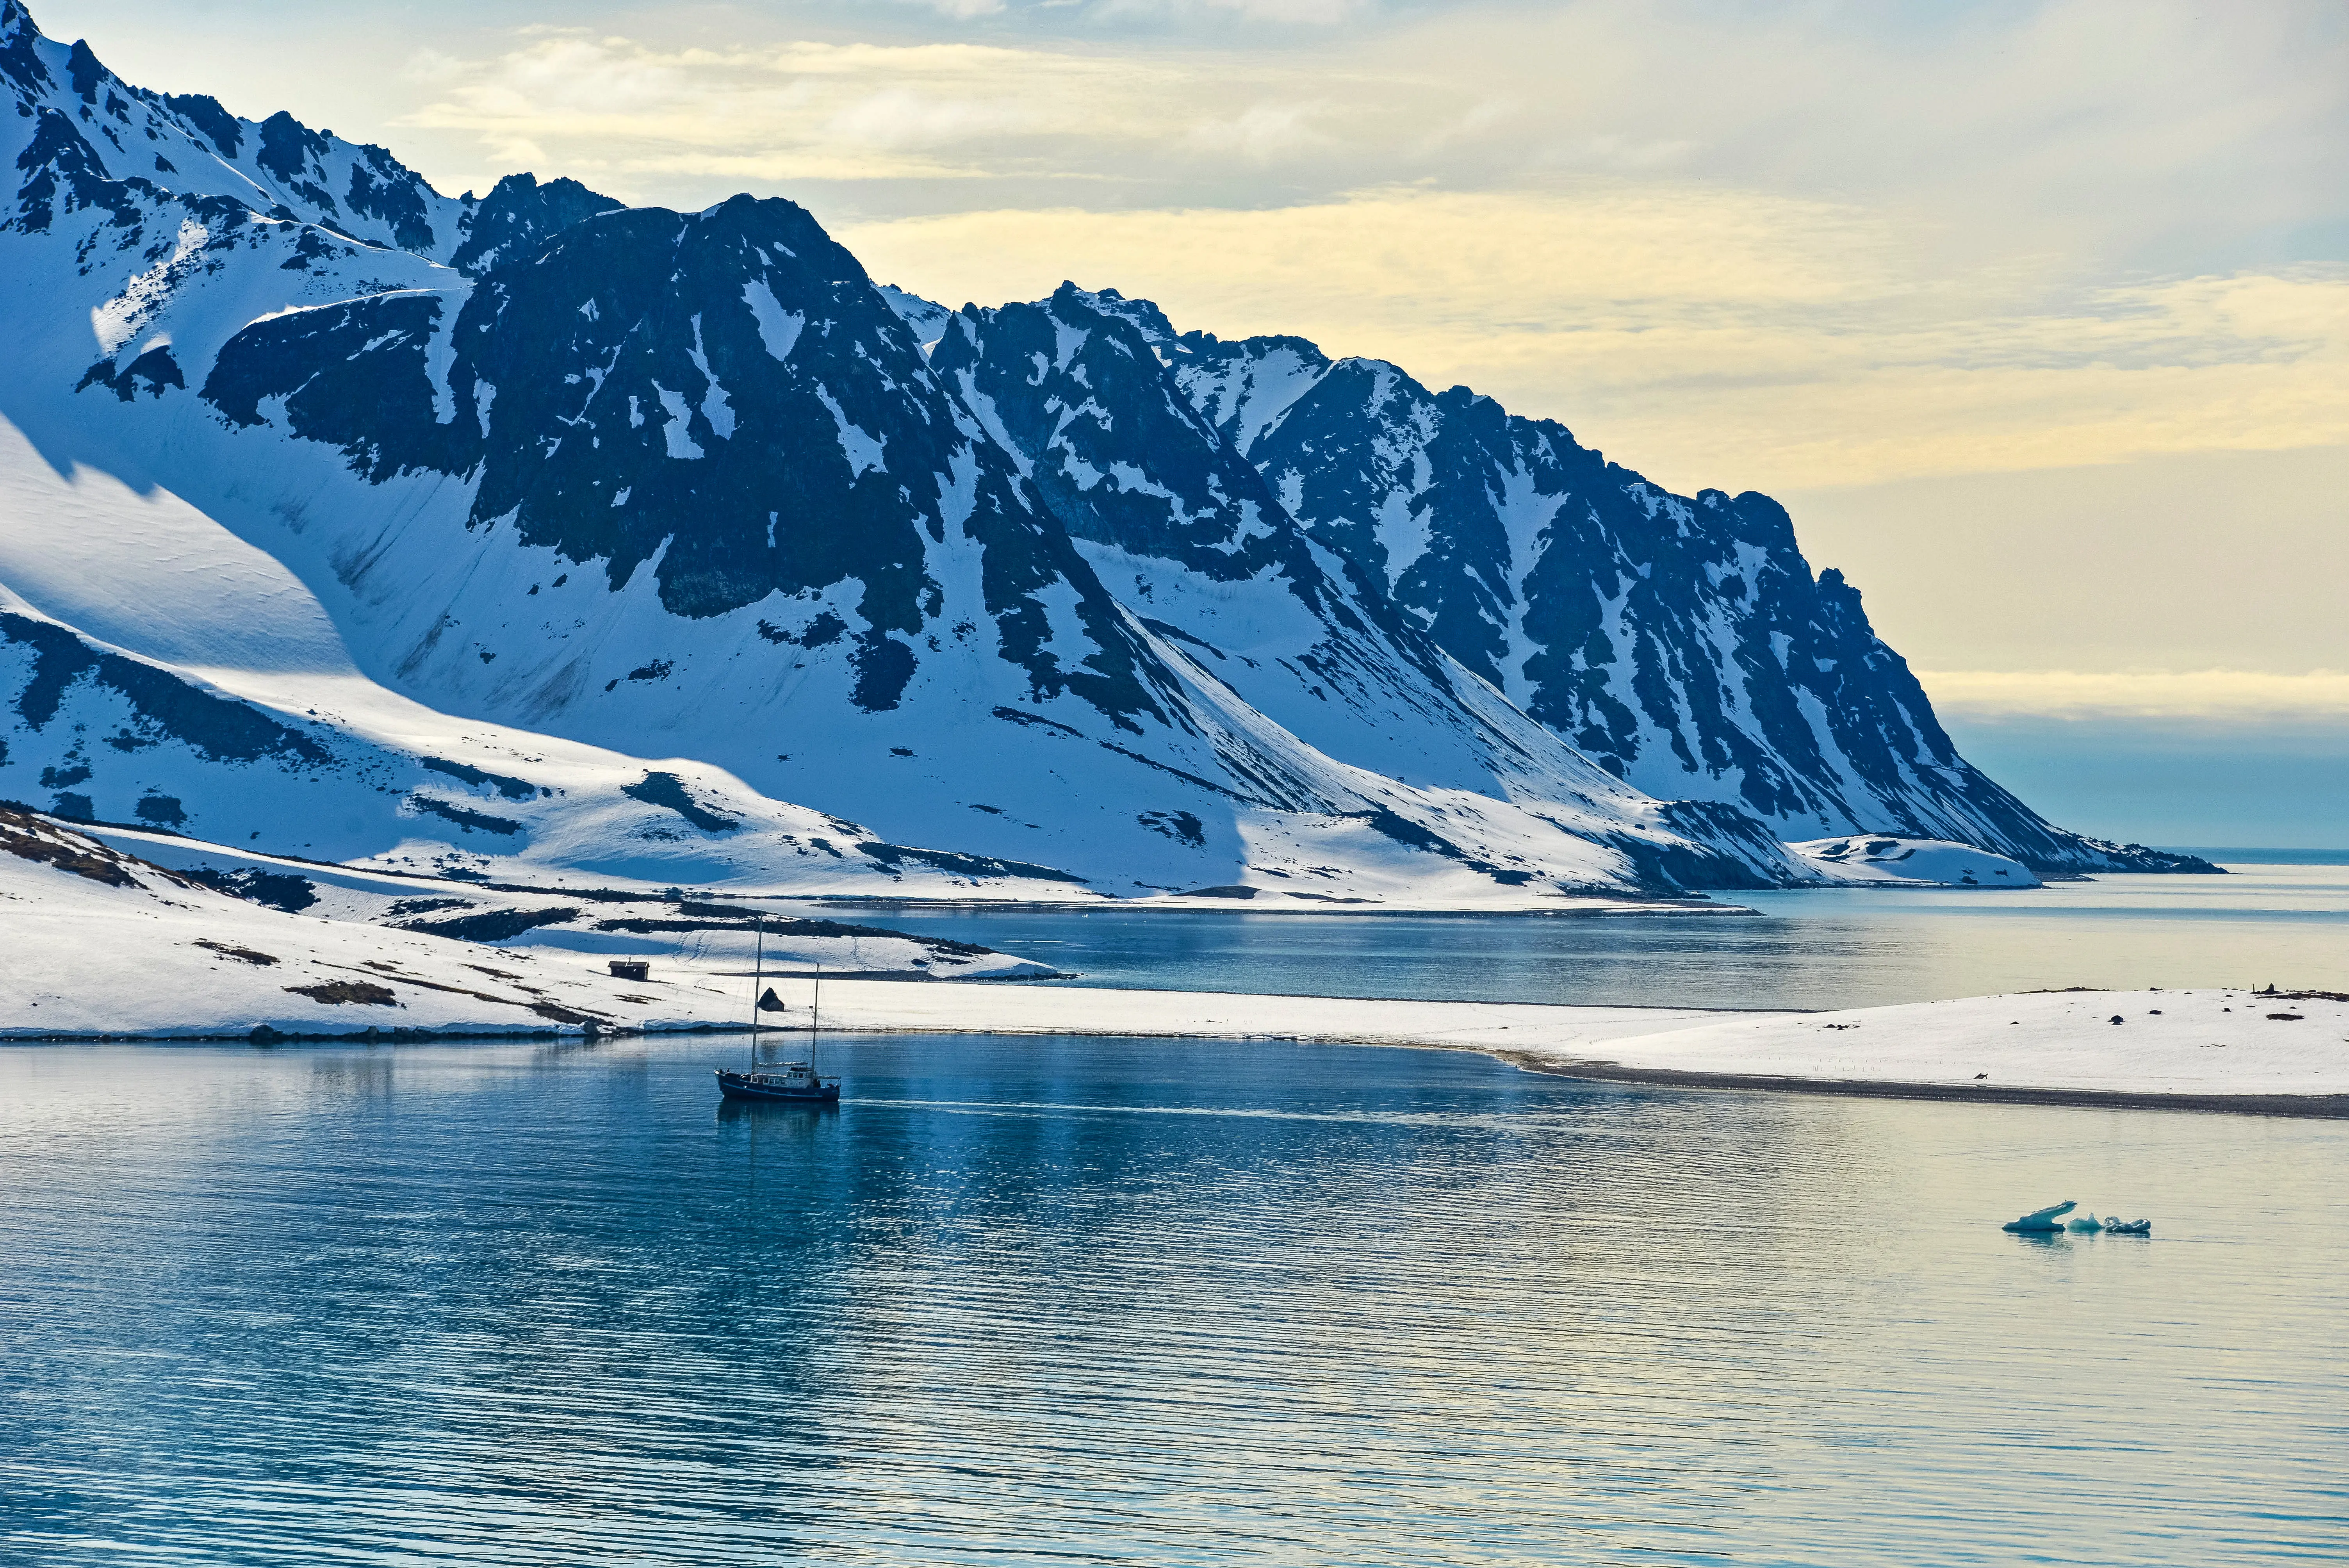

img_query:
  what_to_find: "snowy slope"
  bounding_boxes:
[0,806,750,1038]
[1520,987,2349,1101]
[74,818,1056,977]
[1153,315,2207,877]
[0,595,1131,898]
[1791,836,2041,888]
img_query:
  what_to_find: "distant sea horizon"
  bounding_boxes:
[2164,847,2349,864]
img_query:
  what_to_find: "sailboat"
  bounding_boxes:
[715,918,841,1104]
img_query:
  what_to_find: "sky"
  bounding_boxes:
[34,0,2349,846]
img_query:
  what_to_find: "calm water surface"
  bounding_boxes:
[827,861,2349,1010]
[3,1034,2343,1565]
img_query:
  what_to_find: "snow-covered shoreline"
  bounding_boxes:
[14,959,2342,1113]
[739,980,2349,1112]
[0,807,1050,1040]
[11,807,2339,1113]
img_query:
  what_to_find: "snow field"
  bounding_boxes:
[0,811,1050,1040]
[1545,987,2348,1099]
[785,981,2347,1104]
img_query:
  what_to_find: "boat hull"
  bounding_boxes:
[715,1071,840,1103]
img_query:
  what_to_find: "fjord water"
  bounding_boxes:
[4,1034,2343,1566]
[840,861,2349,1009]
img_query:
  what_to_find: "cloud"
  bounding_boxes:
[397,35,1165,188]
[1195,0,1367,21]
[384,0,2345,268]
[1917,670,2349,722]
[824,89,1050,151]
[1082,0,1372,22]
[1184,102,1332,162]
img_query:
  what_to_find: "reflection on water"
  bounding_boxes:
[824,862,2349,1010]
[4,1034,2343,1566]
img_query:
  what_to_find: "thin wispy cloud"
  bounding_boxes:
[1184,102,1333,162]
[398,33,1307,185]
[385,1,2345,263]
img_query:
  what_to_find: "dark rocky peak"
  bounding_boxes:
[930,281,1325,591]
[253,110,328,185]
[250,109,344,218]
[160,91,240,157]
[453,196,963,629]
[448,171,622,278]
[199,194,1169,723]
[61,33,99,100]
[0,2,49,96]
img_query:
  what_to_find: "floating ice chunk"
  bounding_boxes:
[2002,1199,2075,1233]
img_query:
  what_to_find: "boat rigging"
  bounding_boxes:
[715,916,841,1104]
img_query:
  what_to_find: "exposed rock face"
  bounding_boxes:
[925,282,1652,822]
[192,195,1166,725]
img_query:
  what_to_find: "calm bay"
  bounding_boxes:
[3,1028,2343,1565]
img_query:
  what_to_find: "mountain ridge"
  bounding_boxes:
[0,0,2212,905]
[1050,289,2203,876]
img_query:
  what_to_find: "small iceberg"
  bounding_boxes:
[2003,1199,2076,1233]
[2066,1212,2104,1233]
[2103,1217,2152,1236]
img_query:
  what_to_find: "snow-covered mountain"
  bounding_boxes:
[0,1,1817,904]
[1139,304,2200,875]
[923,282,1763,873]
[0,0,2206,909]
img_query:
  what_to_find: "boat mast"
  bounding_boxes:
[811,960,822,1074]
[750,916,766,1071]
